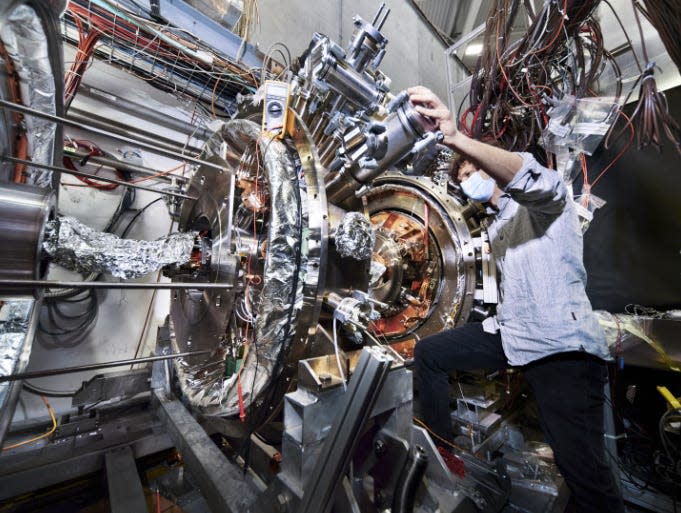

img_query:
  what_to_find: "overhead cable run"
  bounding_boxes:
[61,0,261,117]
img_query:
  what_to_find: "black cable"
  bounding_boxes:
[119,197,165,238]
[37,289,99,349]
[22,381,77,398]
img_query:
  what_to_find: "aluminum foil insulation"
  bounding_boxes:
[334,211,375,260]
[0,299,35,416]
[173,121,305,416]
[43,216,195,279]
[0,5,58,187]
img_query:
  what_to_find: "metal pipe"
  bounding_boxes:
[68,108,203,156]
[0,99,228,174]
[0,279,233,290]
[1,156,196,200]
[0,351,212,383]
[224,163,236,250]
[77,84,213,141]
[63,147,188,183]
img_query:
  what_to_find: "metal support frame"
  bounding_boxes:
[73,368,151,407]
[0,398,172,499]
[105,446,148,513]
[153,389,259,513]
[297,347,392,513]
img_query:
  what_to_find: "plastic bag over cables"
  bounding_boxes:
[0,5,58,187]
[43,216,195,279]
[334,211,375,260]
[595,309,681,373]
[0,299,34,406]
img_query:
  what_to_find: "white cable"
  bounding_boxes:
[332,316,347,391]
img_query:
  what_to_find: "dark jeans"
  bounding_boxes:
[414,322,624,513]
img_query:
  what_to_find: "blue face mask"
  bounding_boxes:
[460,171,495,202]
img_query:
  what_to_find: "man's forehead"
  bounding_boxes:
[457,161,477,175]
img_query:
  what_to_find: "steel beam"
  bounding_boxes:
[153,389,259,513]
[105,446,148,513]
[0,400,172,500]
[297,347,392,513]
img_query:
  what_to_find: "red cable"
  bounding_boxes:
[237,373,246,422]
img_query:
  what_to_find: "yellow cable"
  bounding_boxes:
[657,386,681,411]
[3,396,57,451]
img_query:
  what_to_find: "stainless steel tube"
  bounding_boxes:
[0,182,55,294]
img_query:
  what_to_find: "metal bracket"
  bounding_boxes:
[72,368,151,407]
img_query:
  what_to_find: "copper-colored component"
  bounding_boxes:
[369,210,438,339]
[0,39,28,184]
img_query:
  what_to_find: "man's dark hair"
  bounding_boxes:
[449,154,469,183]
[449,138,504,182]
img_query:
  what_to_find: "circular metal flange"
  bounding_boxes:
[364,174,477,342]
[169,115,327,418]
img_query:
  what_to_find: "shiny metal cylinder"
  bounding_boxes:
[325,102,435,205]
[318,57,383,111]
[0,182,55,295]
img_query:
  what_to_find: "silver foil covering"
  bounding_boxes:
[43,216,195,279]
[173,121,305,415]
[0,299,35,411]
[0,5,58,187]
[334,211,375,260]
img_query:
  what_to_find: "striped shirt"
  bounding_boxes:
[488,152,611,366]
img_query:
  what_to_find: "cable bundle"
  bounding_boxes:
[62,0,259,117]
[462,0,618,155]
[638,0,681,76]
[629,66,681,154]
[64,3,100,110]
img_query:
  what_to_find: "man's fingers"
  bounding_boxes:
[407,85,431,95]
[414,105,447,120]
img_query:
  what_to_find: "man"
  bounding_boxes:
[408,86,624,513]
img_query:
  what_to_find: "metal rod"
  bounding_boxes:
[0,156,196,200]
[0,279,232,290]
[0,351,212,383]
[372,2,386,26]
[63,147,189,183]
[377,8,391,30]
[78,84,213,141]
[68,108,204,156]
[0,99,228,174]
[222,142,236,250]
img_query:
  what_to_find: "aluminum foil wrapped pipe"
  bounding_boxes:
[0,3,58,187]
[0,298,36,447]
[43,216,195,279]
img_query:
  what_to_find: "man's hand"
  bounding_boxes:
[408,84,523,186]
[407,86,458,145]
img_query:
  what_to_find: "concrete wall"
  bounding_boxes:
[252,0,450,100]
